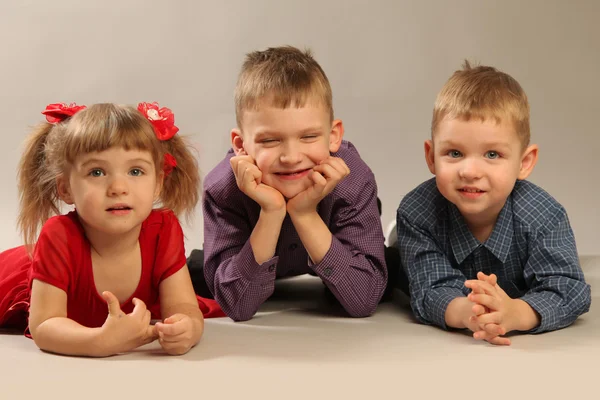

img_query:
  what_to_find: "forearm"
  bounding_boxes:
[30,317,106,357]
[308,236,386,317]
[445,296,473,329]
[288,210,331,264]
[506,299,541,333]
[250,209,286,263]
[209,241,278,321]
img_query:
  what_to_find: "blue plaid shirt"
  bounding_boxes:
[396,178,591,333]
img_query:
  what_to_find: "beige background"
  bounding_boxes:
[0,0,598,255]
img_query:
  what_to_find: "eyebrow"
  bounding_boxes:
[79,158,154,169]
[437,140,511,149]
[254,126,324,140]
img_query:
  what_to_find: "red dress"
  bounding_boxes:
[0,209,224,334]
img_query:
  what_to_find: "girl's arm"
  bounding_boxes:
[156,266,204,355]
[29,279,156,357]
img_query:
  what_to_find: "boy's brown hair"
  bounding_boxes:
[234,46,333,128]
[432,61,530,147]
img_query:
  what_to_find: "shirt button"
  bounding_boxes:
[268,265,276,273]
[323,268,332,277]
[289,243,298,250]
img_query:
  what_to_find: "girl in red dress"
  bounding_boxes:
[0,102,223,357]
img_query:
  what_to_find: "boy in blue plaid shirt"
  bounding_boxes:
[396,61,591,345]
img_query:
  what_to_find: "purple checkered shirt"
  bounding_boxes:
[203,141,387,321]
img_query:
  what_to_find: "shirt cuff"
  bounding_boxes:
[308,236,350,285]
[424,287,464,330]
[236,240,279,283]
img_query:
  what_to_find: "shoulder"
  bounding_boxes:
[38,211,84,242]
[511,180,567,229]
[330,140,377,200]
[203,148,242,206]
[142,209,182,233]
[397,178,448,229]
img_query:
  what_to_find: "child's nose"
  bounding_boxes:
[459,159,483,180]
[280,146,302,164]
[107,175,129,196]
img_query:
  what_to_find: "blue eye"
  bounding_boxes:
[89,169,104,177]
[129,168,144,176]
[485,151,499,159]
[448,150,462,158]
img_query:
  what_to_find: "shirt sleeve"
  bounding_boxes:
[151,211,188,287]
[396,212,468,329]
[30,218,75,294]
[310,176,387,317]
[203,191,278,321]
[519,209,592,333]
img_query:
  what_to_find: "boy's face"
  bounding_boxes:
[231,102,343,199]
[425,117,538,229]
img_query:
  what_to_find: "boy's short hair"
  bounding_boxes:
[234,46,333,128]
[432,61,530,147]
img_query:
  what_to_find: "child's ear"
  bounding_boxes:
[518,144,539,180]
[424,140,436,175]
[56,175,74,205]
[328,119,344,153]
[231,129,246,156]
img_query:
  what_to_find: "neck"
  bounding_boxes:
[465,213,499,243]
[83,225,142,258]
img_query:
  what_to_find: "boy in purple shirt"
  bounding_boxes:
[192,46,394,321]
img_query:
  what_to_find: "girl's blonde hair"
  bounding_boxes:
[17,103,200,246]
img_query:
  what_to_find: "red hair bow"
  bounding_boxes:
[137,102,179,141]
[163,153,177,177]
[42,103,87,124]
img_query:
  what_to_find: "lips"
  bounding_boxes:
[459,188,484,193]
[106,204,132,211]
[275,168,311,176]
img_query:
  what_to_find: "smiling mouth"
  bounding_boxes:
[459,188,484,193]
[275,169,311,176]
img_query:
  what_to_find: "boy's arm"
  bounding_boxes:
[518,209,591,333]
[396,212,471,329]
[290,176,387,317]
[203,191,284,322]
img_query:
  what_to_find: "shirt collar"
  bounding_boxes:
[449,197,513,264]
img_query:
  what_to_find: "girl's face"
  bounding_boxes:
[58,147,162,240]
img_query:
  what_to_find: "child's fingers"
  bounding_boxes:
[155,320,187,337]
[483,323,506,336]
[486,335,511,346]
[102,291,123,317]
[473,311,503,327]
[158,330,192,343]
[466,279,496,295]
[468,293,499,311]
[131,298,148,319]
[471,303,488,316]
[320,157,350,176]
[309,170,328,189]
[477,271,498,286]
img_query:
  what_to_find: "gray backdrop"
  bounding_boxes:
[1,0,598,255]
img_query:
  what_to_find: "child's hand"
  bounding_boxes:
[230,153,286,213]
[465,275,511,346]
[286,157,350,216]
[100,291,158,355]
[465,272,517,343]
[154,313,197,355]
